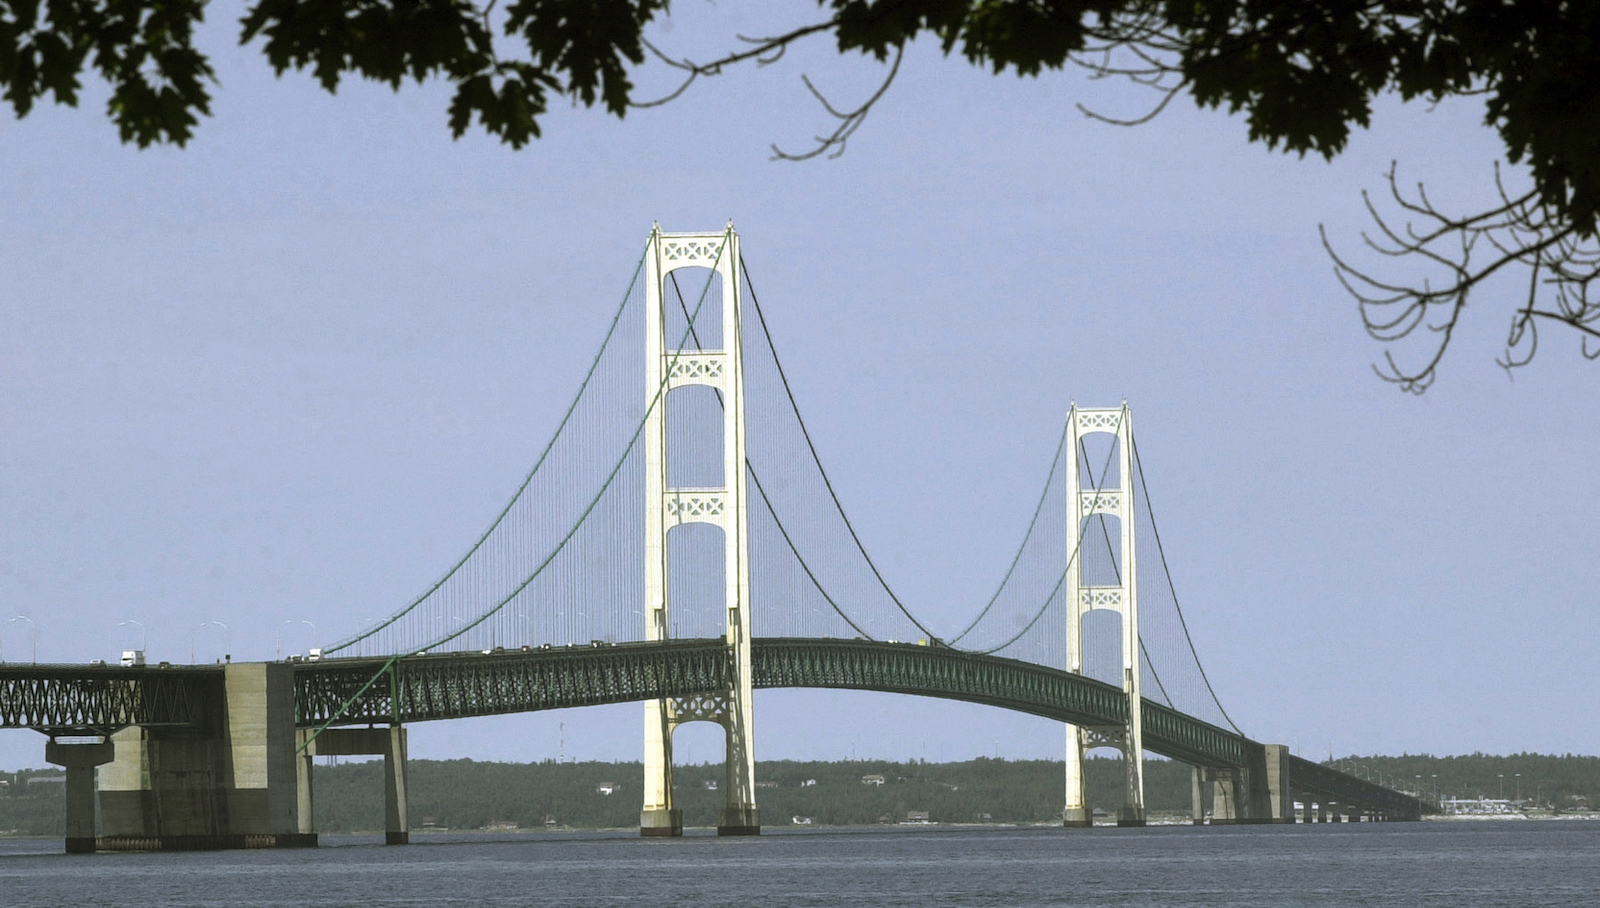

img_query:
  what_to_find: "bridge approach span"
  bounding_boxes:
[0,664,220,735]
[293,637,1247,768]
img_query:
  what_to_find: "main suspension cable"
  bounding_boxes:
[1130,431,1240,733]
[1077,436,1174,708]
[971,409,1124,656]
[740,260,938,641]
[667,271,875,638]
[418,230,732,653]
[326,242,650,655]
[948,419,1070,646]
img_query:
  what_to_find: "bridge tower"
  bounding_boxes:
[640,224,760,836]
[1062,403,1146,827]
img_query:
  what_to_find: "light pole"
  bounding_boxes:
[276,619,307,659]
[434,615,463,649]
[9,616,36,663]
[194,621,230,663]
[118,619,147,654]
[300,620,316,655]
[1498,774,1504,800]
[1516,773,1522,803]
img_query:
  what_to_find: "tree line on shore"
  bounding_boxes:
[310,756,1195,832]
[2,753,1597,836]
[1328,753,1600,809]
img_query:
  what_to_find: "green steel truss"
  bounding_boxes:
[751,638,1246,767]
[293,638,1246,767]
[0,664,219,735]
[294,640,733,727]
[4,642,1424,815]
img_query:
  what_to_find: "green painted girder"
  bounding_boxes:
[294,638,1247,767]
[0,664,219,735]
[0,644,1424,815]
[294,639,732,727]
[750,638,1245,767]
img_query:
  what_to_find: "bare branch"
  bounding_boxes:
[770,46,903,162]
[628,17,841,112]
[1324,162,1599,390]
[1075,81,1183,127]
[630,38,701,109]
[1071,13,1188,127]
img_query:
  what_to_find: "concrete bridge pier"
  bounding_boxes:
[96,663,313,850]
[1199,744,1292,824]
[1260,745,1293,823]
[299,725,409,844]
[45,738,115,853]
[1204,766,1244,823]
[1190,768,1208,825]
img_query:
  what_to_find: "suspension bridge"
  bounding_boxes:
[2,225,1434,852]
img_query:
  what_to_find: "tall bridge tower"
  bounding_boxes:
[1062,403,1146,827]
[640,225,760,836]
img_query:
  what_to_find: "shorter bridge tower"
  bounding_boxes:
[640,224,760,836]
[1063,403,1146,827]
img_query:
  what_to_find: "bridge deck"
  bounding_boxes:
[1,640,1431,818]
[293,638,1246,766]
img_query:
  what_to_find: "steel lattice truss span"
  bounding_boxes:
[291,638,1245,767]
[0,642,1430,818]
[0,664,219,735]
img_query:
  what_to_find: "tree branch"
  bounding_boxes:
[1324,162,1599,392]
[770,45,903,162]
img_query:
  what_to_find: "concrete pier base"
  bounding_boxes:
[1207,768,1243,824]
[640,808,683,837]
[716,806,760,836]
[384,727,409,845]
[1062,806,1092,828]
[1262,745,1293,823]
[96,664,311,851]
[46,739,115,854]
[300,725,409,845]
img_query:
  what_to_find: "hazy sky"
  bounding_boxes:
[3,4,1596,776]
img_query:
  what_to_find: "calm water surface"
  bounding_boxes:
[1,821,1594,907]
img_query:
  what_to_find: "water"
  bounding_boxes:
[1,821,1595,907]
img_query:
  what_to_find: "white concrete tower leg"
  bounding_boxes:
[1063,725,1091,827]
[640,224,682,837]
[715,228,759,836]
[1061,404,1145,828]
[639,225,759,837]
[1116,404,1146,827]
[1062,403,1090,828]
